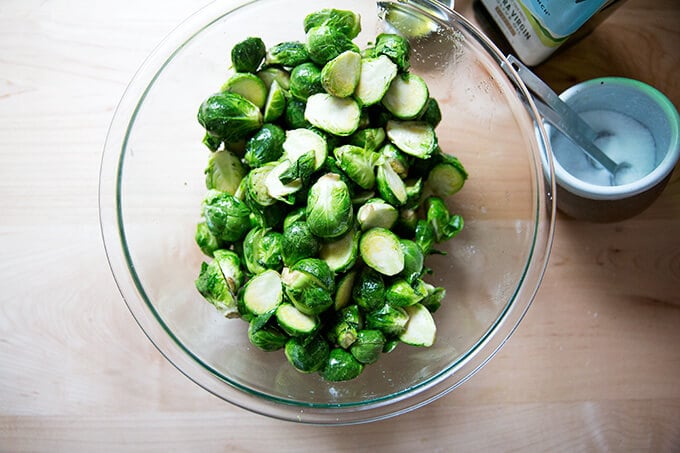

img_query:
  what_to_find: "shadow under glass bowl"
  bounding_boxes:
[99,0,555,424]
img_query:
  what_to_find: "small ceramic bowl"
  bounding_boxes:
[549,77,680,222]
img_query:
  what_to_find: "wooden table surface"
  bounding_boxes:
[1,0,679,450]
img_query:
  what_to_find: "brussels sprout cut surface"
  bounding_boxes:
[193,7,469,381]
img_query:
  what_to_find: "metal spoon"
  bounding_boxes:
[505,55,629,180]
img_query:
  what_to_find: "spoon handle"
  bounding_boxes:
[505,55,620,176]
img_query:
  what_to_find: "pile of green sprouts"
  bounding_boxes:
[194,8,467,381]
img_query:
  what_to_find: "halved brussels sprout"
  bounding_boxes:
[366,302,409,336]
[276,303,319,337]
[321,50,361,98]
[350,329,386,364]
[245,164,278,207]
[243,227,284,274]
[327,316,358,349]
[282,128,328,171]
[241,269,283,315]
[399,239,424,283]
[321,348,364,381]
[195,260,238,318]
[375,33,410,72]
[333,144,380,189]
[257,67,291,90]
[214,249,245,290]
[248,320,289,352]
[352,267,385,312]
[231,37,266,73]
[282,220,319,267]
[334,270,357,310]
[382,73,429,120]
[415,218,437,255]
[354,55,398,106]
[386,278,428,307]
[304,8,362,38]
[204,149,246,195]
[426,196,464,242]
[221,72,268,109]
[419,97,442,127]
[319,227,359,273]
[386,120,437,159]
[195,222,221,257]
[266,41,310,67]
[376,162,408,206]
[426,156,468,197]
[306,25,360,66]
[306,173,354,239]
[290,258,335,292]
[356,198,399,231]
[289,62,323,100]
[305,93,361,137]
[399,303,436,347]
[243,124,286,168]
[202,190,252,243]
[198,92,263,144]
[359,227,405,276]
[263,80,287,123]
[284,334,330,373]
[379,142,409,179]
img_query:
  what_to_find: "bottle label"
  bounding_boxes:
[480,0,608,65]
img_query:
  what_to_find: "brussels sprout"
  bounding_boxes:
[321,348,364,381]
[202,132,222,152]
[305,93,361,137]
[354,55,398,107]
[352,267,385,312]
[419,97,442,127]
[321,50,361,98]
[202,190,252,243]
[306,173,354,239]
[240,269,283,316]
[204,149,246,195]
[334,270,357,310]
[386,278,428,307]
[289,62,323,100]
[282,128,328,171]
[327,316,358,349]
[285,98,312,129]
[348,127,386,152]
[290,258,335,292]
[221,72,268,109]
[306,25,360,66]
[282,220,320,267]
[319,227,359,273]
[243,124,286,168]
[195,222,221,257]
[376,162,408,206]
[421,282,446,313]
[404,178,424,208]
[426,196,464,242]
[359,227,405,276]
[383,338,400,354]
[385,120,437,159]
[333,145,379,189]
[426,156,468,197]
[263,159,304,203]
[399,239,424,283]
[277,151,316,186]
[276,303,319,337]
[356,198,398,231]
[282,207,307,229]
[214,249,245,290]
[375,33,410,72]
[257,67,291,90]
[248,318,288,351]
[304,9,362,38]
[243,227,284,274]
[266,41,310,67]
[366,303,409,336]
[285,334,330,373]
[415,219,438,255]
[263,80,287,123]
[245,164,277,207]
[195,260,238,317]
[282,258,334,315]
[399,303,436,347]
[350,330,386,364]
[231,37,266,73]
[382,73,429,120]
[198,92,263,144]
[379,143,409,179]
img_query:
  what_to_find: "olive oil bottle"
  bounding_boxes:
[473,0,626,65]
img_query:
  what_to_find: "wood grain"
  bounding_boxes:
[1,0,679,450]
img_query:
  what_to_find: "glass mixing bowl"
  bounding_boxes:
[99,0,554,424]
